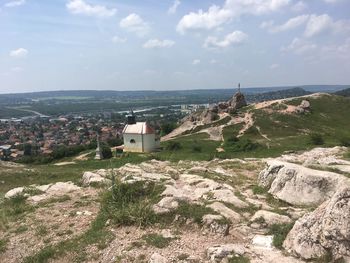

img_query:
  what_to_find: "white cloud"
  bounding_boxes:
[270,63,280,69]
[143,39,175,49]
[4,0,25,7]
[281,38,317,54]
[204,31,247,49]
[168,0,181,14]
[176,0,290,34]
[192,59,200,65]
[210,59,217,64]
[112,36,127,43]
[120,13,150,37]
[291,1,307,12]
[66,0,116,18]
[9,48,28,58]
[303,14,350,38]
[261,15,309,33]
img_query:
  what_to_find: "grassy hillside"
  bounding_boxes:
[159,94,350,160]
[335,88,350,97]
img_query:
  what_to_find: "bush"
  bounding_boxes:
[339,137,350,147]
[100,143,112,159]
[102,180,164,227]
[160,122,177,136]
[166,141,182,151]
[192,144,202,152]
[268,223,295,249]
[309,133,324,145]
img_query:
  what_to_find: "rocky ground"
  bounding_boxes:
[1,146,350,262]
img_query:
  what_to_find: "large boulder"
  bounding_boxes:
[284,187,350,262]
[258,160,349,206]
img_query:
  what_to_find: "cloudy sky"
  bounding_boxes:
[1,0,349,93]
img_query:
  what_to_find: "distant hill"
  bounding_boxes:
[335,88,350,97]
[246,87,311,103]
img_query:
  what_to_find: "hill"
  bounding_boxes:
[160,93,350,160]
[335,88,350,97]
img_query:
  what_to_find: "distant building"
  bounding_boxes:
[122,112,159,153]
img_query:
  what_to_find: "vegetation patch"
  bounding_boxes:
[142,233,173,248]
[103,180,164,227]
[0,194,34,231]
[268,223,295,249]
[228,255,251,263]
[0,238,8,253]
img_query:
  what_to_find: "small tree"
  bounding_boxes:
[309,133,324,145]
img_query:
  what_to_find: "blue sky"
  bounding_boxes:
[0,0,349,93]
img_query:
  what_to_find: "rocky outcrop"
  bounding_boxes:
[229,92,247,110]
[149,253,167,263]
[284,187,350,262]
[5,182,80,202]
[250,210,292,226]
[82,171,110,186]
[258,160,349,206]
[207,243,245,262]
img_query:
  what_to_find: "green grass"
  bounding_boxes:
[142,233,173,248]
[0,153,151,196]
[0,194,34,231]
[228,256,250,263]
[268,223,295,249]
[0,238,8,253]
[156,133,220,161]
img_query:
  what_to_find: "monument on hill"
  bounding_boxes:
[229,83,247,110]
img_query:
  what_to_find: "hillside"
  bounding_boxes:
[161,93,350,159]
[1,93,350,263]
[335,87,350,97]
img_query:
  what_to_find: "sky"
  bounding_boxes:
[0,0,350,93]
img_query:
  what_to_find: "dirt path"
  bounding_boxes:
[238,112,254,137]
[74,152,92,161]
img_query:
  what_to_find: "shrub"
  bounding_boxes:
[228,256,250,263]
[102,180,164,227]
[268,223,295,249]
[100,143,112,159]
[166,141,182,151]
[192,144,202,152]
[339,137,350,147]
[309,133,324,145]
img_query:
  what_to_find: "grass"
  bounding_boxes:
[0,194,34,231]
[267,223,295,249]
[142,233,173,248]
[0,238,8,253]
[0,153,151,196]
[228,256,250,263]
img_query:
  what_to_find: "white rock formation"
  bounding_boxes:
[284,187,350,261]
[149,253,167,263]
[250,210,291,226]
[259,160,349,206]
[207,243,245,262]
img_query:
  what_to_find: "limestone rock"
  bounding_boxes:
[250,210,291,226]
[212,189,248,208]
[202,214,230,236]
[82,171,109,186]
[207,243,245,262]
[149,253,167,263]
[258,160,349,206]
[207,202,241,223]
[5,187,24,199]
[284,187,350,261]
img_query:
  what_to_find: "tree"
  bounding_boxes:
[23,144,32,156]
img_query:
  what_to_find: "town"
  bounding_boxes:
[0,103,206,162]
